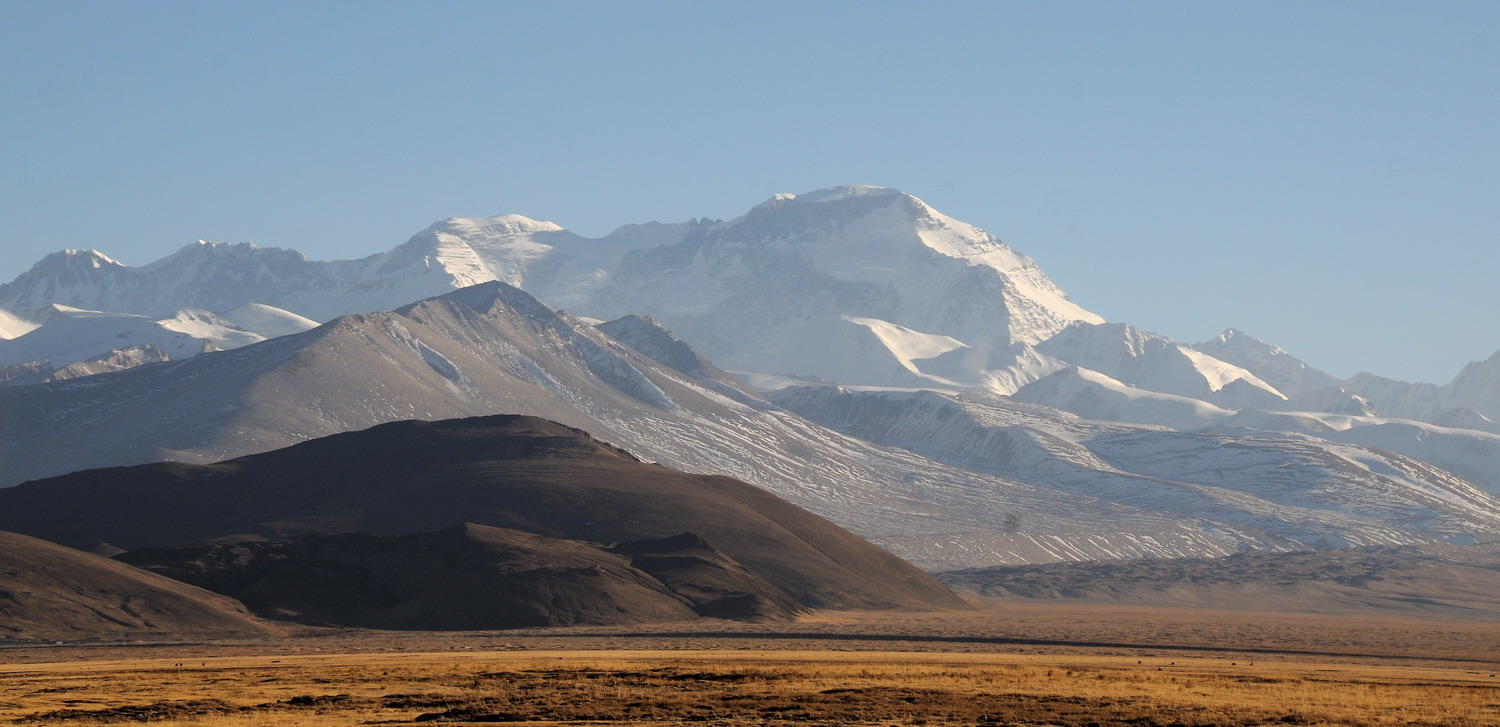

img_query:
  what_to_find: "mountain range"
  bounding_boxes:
[1,185,1495,572]
[3,186,1493,421]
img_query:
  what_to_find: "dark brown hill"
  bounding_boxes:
[119,524,800,629]
[0,531,273,641]
[0,415,963,612]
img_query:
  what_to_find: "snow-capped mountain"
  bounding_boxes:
[1190,327,1500,437]
[1432,406,1499,433]
[771,385,1500,547]
[2,185,1495,568]
[3,279,1489,566]
[44,345,172,382]
[0,187,1101,390]
[1444,350,1500,421]
[5,188,1490,428]
[215,303,321,338]
[1010,366,1237,431]
[1283,387,1377,417]
[0,242,455,323]
[558,186,1103,378]
[0,303,315,374]
[0,308,36,339]
[0,249,130,314]
[1193,329,1341,399]
[1337,372,1445,421]
[1034,322,1288,410]
[0,282,1260,570]
[1005,363,1500,497]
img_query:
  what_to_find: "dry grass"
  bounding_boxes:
[2,605,1496,725]
[0,648,1495,726]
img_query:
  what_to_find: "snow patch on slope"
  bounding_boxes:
[0,306,255,369]
[1037,322,1287,409]
[1011,366,1236,430]
[0,309,37,340]
[216,304,318,338]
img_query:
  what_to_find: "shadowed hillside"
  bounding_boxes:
[0,415,965,616]
[119,524,804,629]
[0,531,273,641]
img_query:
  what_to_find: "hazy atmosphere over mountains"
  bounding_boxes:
[2,186,1497,574]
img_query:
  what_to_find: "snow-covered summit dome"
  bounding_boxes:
[429,214,566,236]
[754,185,907,210]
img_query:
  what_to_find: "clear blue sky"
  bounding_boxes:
[2,1,1496,383]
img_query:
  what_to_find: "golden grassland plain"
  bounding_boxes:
[1,605,1496,726]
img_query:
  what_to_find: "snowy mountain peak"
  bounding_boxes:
[1037,321,1287,408]
[1194,328,1339,399]
[1443,349,1500,420]
[429,213,566,236]
[397,213,582,290]
[189,239,255,250]
[1048,322,1188,361]
[1207,328,1287,355]
[791,185,906,204]
[0,250,131,316]
[156,239,304,261]
[616,185,1103,353]
[413,279,558,324]
[136,240,302,272]
[28,248,124,273]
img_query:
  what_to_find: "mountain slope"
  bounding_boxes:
[1006,368,1500,498]
[120,524,805,628]
[0,282,1272,570]
[1193,329,1342,399]
[554,186,1102,377]
[771,385,1500,549]
[0,304,303,371]
[0,415,962,612]
[1340,372,1445,422]
[1035,322,1287,409]
[1010,366,1237,430]
[45,344,173,382]
[0,308,36,339]
[0,531,273,641]
[0,187,1100,392]
[0,241,477,323]
[1444,350,1500,421]
[938,544,1500,620]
